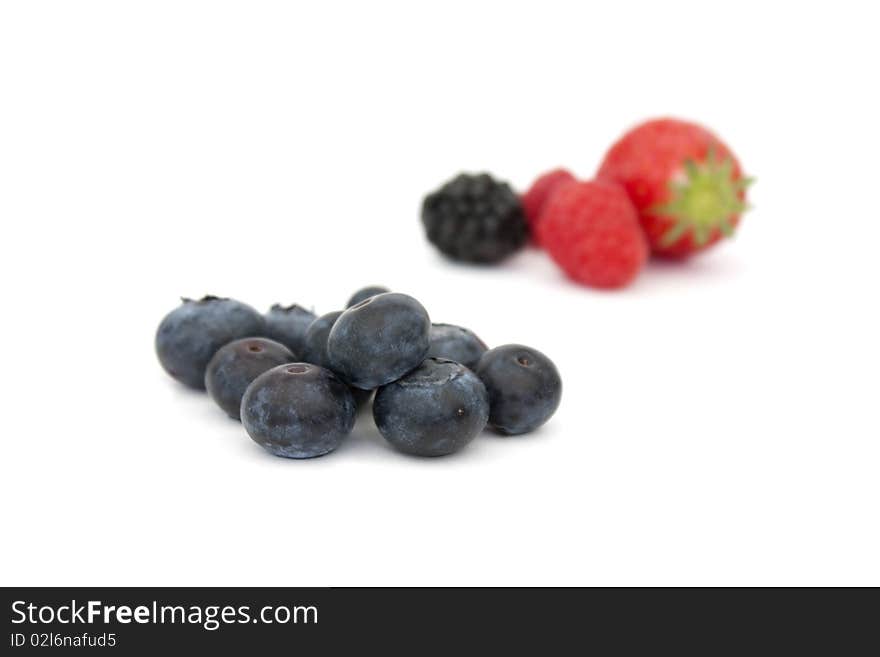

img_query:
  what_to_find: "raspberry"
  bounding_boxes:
[521,168,576,242]
[421,173,528,264]
[537,180,648,289]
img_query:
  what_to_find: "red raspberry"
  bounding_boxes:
[537,180,648,289]
[521,169,576,243]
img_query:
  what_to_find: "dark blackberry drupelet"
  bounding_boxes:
[421,173,528,263]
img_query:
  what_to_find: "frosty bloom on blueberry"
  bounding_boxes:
[241,363,356,459]
[205,337,295,420]
[426,323,487,371]
[262,303,316,356]
[157,288,562,459]
[155,296,264,389]
[374,358,489,457]
[302,310,343,369]
[327,293,431,390]
[346,285,390,308]
[476,344,562,435]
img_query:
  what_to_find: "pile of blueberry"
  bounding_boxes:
[156,287,562,458]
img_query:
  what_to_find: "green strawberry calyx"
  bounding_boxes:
[651,149,753,247]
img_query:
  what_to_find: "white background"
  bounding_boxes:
[1,1,878,586]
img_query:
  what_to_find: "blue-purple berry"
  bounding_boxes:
[241,363,356,459]
[475,344,561,435]
[263,303,316,356]
[156,296,264,389]
[373,358,489,456]
[327,293,430,390]
[427,323,487,370]
[346,285,389,308]
[205,337,295,419]
[302,311,343,368]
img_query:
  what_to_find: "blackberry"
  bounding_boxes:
[421,173,528,264]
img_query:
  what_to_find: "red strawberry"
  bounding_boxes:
[537,180,647,289]
[522,169,577,243]
[597,118,751,258]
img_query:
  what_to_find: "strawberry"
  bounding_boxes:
[597,118,751,258]
[537,180,647,289]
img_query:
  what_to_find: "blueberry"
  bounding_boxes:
[427,323,488,370]
[350,386,374,410]
[373,358,489,456]
[301,311,375,404]
[205,337,295,419]
[327,293,430,390]
[301,310,343,368]
[155,296,264,389]
[475,344,562,435]
[263,304,316,356]
[346,285,390,308]
[241,363,356,459]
